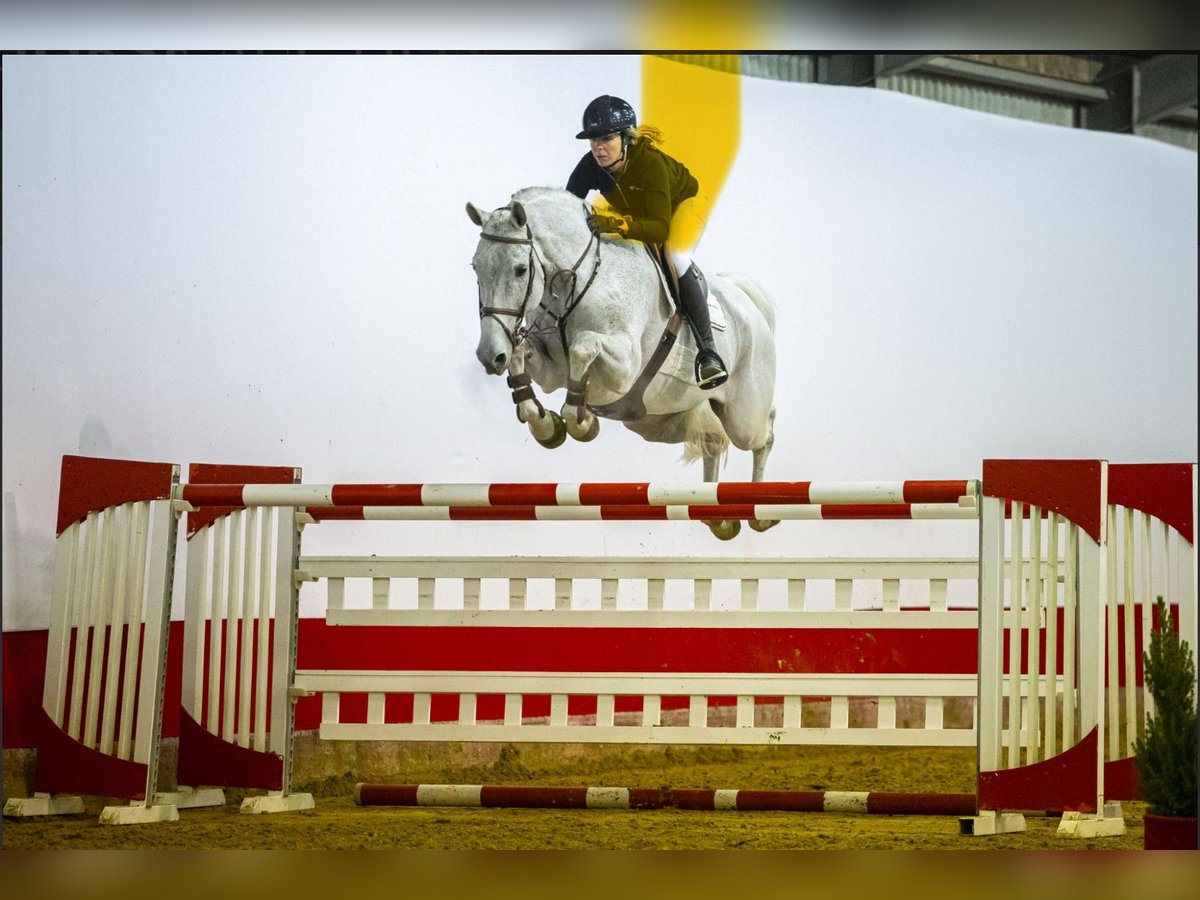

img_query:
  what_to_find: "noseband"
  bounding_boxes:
[477,208,603,355]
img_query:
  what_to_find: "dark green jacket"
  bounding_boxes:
[566,140,699,245]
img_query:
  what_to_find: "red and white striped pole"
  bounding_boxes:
[176,479,977,510]
[354,783,977,816]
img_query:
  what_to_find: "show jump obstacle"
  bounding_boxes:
[5,457,1196,839]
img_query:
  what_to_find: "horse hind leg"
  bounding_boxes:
[748,406,778,533]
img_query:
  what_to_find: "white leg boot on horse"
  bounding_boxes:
[702,452,740,540]
[748,407,779,533]
[508,343,566,449]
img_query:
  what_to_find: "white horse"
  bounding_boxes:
[467,186,777,539]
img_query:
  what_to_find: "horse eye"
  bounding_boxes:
[515,264,528,277]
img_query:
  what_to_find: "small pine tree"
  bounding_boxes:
[1133,597,1198,817]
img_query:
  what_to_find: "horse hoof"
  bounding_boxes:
[576,415,600,442]
[535,411,567,449]
[749,518,779,533]
[706,519,741,541]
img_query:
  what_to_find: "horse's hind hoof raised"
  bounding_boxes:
[706,519,741,541]
[535,411,567,449]
[749,518,779,533]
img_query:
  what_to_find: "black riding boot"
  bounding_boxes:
[678,264,728,389]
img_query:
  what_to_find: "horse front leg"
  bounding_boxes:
[702,451,741,541]
[560,331,614,442]
[508,342,566,449]
[748,406,778,532]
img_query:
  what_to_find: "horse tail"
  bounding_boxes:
[721,272,776,333]
[681,402,730,464]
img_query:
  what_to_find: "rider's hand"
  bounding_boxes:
[587,212,630,236]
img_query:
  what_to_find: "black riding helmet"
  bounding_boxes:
[576,95,637,139]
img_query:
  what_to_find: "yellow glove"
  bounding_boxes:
[587,212,630,235]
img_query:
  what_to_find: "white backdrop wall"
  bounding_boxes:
[3,54,1197,629]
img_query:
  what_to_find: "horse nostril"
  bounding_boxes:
[495,353,507,371]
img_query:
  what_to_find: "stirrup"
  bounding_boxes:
[695,350,728,390]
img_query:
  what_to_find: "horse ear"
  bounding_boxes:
[465,202,485,226]
[511,201,527,228]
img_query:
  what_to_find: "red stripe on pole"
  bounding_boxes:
[449,507,539,520]
[329,484,425,506]
[177,484,247,508]
[579,483,650,505]
[629,788,672,809]
[669,789,718,810]
[600,505,669,520]
[865,792,976,816]
[355,783,419,806]
[716,482,812,504]
[821,504,913,519]
[306,507,367,521]
[902,481,970,503]
[687,504,757,520]
[735,790,827,812]
[489,483,559,506]
[480,785,589,808]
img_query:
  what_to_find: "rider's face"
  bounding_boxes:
[589,132,623,168]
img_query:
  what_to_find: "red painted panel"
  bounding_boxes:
[983,460,1105,542]
[1109,463,1195,545]
[978,726,1099,813]
[56,455,177,536]
[32,707,149,799]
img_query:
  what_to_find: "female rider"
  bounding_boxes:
[565,95,728,390]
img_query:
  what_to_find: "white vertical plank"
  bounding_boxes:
[1006,503,1024,767]
[133,496,177,780]
[736,695,754,728]
[550,694,568,726]
[1122,508,1137,757]
[834,579,852,612]
[117,502,149,761]
[504,694,522,726]
[68,510,101,741]
[1063,526,1078,747]
[322,692,339,727]
[601,578,618,611]
[554,578,571,611]
[238,508,258,748]
[882,578,899,612]
[596,695,615,727]
[877,696,896,730]
[459,693,477,726]
[43,520,80,727]
[783,695,802,728]
[207,516,226,736]
[367,692,386,725]
[694,578,712,611]
[254,509,272,752]
[222,510,244,744]
[929,579,948,613]
[740,579,758,611]
[100,503,131,755]
[411,693,430,726]
[642,695,661,727]
[787,578,806,611]
[830,696,849,730]
[372,577,389,610]
[977,495,1006,775]
[1105,506,1120,759]
[326,578,345,612]
[418,577,435,610]
[181,525,210,723]
[1027,506,1042,762]
[648,578,665,611]
[83,506,117,750]
[925,697,944,732]
[463,577,481,611]
[509,578,526,610]
[688,695,706,728]
[1043,513,1060,758]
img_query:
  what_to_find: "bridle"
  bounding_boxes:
[476,207,603,358]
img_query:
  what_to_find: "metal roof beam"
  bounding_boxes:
[1136,55,1199,126]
